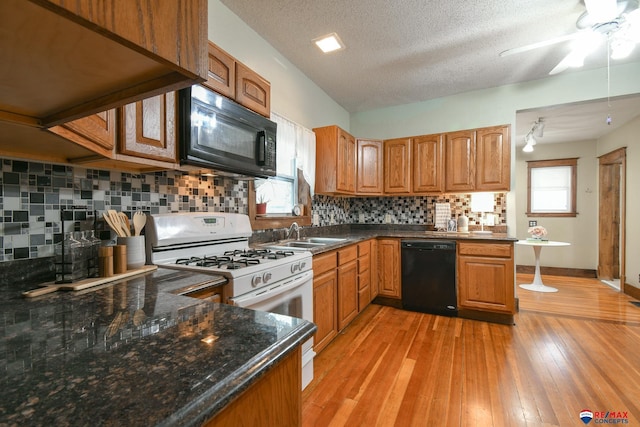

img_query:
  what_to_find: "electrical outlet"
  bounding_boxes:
[313,213,320,226]
[528,220,537,227]
[359,213,365,223]
[330,212,335,225]
[384,213,391,224]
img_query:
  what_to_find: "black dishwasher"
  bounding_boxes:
[401,240,457,316]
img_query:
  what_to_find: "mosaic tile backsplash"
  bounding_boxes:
[0,157,507,262]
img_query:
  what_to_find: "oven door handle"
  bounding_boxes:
[229,270,313,307]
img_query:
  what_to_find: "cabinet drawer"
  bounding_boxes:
[313,251,337,275]
[458,242,512,258]
[357,240,371,257]
[358,271,370,291]
[358,253,370,274]
[338,245,358,265]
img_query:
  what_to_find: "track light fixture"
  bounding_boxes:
[522,118,544,152]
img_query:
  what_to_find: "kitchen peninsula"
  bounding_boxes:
[0,268,315,426]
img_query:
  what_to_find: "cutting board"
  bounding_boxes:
[22,265,158,298]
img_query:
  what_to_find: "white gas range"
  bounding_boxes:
[145,212,315,389]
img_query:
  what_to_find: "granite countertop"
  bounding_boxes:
[0,268,316,426]
[255,225,518,256]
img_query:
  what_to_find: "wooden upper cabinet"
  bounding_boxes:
[356,139,383,195]
[119,92,178,163]
[475,125,511,191]
[203,42,236,99]
[445,130,476,193]
[314,125,356,195]
[384,138,411,194]
[413,134,444,193]
[1,0,207,128]
[48,110,117,158]
[236,62,271,118]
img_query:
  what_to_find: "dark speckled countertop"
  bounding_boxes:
[0,268,316,427]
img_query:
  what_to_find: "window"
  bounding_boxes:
[249,113,316,230]
[527,158,577,217]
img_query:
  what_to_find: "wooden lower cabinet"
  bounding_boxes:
[337,245,359,331]
[312,252,338,354]
[457,242,515,316]
[377,238,401,299]
[205,347,301,427]
[357,240,372,312]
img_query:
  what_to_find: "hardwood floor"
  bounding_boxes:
[302,274,640,426]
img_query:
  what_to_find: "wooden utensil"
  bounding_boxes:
[103,212,124,237]
[119,212,131,236]
[133,211,146,236]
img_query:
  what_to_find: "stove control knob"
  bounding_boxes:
[291,263,299,274]
[262,272,272,284]
[251,275,263,287]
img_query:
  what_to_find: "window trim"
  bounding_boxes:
[526,157,578,217]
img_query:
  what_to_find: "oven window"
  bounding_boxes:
[266,295,303,319]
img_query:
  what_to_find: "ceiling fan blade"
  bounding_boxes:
[548,53,575,75]
[499,33,581,57]
[584,0,618,23]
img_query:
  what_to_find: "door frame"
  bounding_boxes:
[598,147,626,288]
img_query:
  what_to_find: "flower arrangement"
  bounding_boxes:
[527,225,548,239]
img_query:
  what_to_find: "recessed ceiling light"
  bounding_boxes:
[313,32,345,53]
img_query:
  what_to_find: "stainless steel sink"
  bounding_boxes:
[279,241,325,248]
[303,237,347,244]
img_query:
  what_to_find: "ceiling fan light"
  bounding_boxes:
[584,0,617,23]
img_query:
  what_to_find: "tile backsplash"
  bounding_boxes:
[0,158,248,262]
[0,157,507,262]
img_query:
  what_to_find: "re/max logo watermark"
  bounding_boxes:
[580,409,629,424]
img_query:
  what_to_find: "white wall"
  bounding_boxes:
[207,0,349,130]
[597,115,640,289]
[514,140,599,270]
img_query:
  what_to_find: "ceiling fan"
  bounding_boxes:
[500,0,640,75]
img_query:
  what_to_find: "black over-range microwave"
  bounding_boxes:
[178,84,277,178]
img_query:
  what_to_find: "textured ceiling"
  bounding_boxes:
[220,0,640,144]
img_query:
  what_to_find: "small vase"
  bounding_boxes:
[256,203,267,215]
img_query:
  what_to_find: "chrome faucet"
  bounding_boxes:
[287,222,300,240]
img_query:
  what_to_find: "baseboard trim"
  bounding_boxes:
[516,265,597,278]
[624,283,640,300]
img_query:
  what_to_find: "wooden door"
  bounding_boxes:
[202,41,236,99]
[377,238,401,298]
[356,139,383,194]
[313,269,338,354]
[458,255,514,313]
[384,138,411,193]
[337,128,356,193]
[235,62,271,118]
[476,125,510,191]
[119,92,178,163]
[445,130,475,192]
[598,148,626,284]
[49,110,116,158]
[337,259,358,330]
[413,134,443,193]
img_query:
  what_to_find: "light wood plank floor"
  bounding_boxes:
[302,274,640,426]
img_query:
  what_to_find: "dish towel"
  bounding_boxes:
[434,203,451,230]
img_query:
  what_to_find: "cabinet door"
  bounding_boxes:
[384,138,411,193]
[337,259,359,331]
[370,239,379,299]
[313,269,338,354]
[337,128,357,193]
[476,125,511,191]
[119,92,178,163]
[202,42,235,99]
[356,139,383,194]
[235,62,271,118]
[445,130,475,192]
[458,254,515,314]
[49,110,116,158]
[413,133,443,193]
[377,238,401,298]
